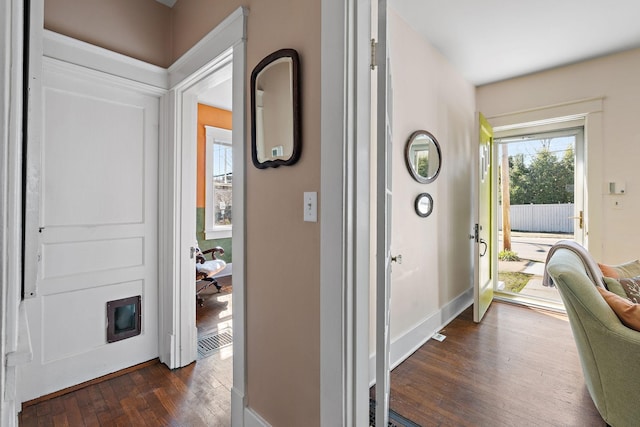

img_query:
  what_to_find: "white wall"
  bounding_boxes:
[373,9,476,370]
[477,48,640,262]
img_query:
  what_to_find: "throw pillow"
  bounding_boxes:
[598,263,620,278]
[618,276,640,304]
[596,286,640,332]
[603,276,628,299]
[598,259,640,279]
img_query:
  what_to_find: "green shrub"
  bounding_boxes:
[498,250,520,261]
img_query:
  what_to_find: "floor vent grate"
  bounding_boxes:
[198,328,233,359]
[369,399,422,427]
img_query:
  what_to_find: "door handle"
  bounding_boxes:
[479,239,488,257]
[568,210,584,229]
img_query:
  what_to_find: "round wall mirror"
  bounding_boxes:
[415,193,433,217]
[405,130,442,183]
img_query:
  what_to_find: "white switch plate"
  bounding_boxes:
[304,192,317,222]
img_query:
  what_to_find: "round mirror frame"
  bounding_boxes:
[404,130,442,183]
[414,193,433,218]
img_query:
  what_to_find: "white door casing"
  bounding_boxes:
[2,0,29,422]
[485,98,603,259]
[163,7,247,425]
[319,0,373,425]
[375,0,391,425]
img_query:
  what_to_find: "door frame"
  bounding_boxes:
[494,124,586,244]
[488,98,603,242]
[161,6,247,423]
[2,0,27,422]
[483,98,604,304]
[320,0,372,425]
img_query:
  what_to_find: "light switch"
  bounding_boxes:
[304,192,317,222]
[609,181,626,194]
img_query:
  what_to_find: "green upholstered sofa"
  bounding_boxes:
[546,248,640,427]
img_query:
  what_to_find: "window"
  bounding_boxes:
[205,125,232,239]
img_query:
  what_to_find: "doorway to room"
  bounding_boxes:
[495,125,584,309]
[164,8,247,423]
[187,58,236,425]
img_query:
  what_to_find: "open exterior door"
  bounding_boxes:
[375,0,391,425]
[474,113,494,322]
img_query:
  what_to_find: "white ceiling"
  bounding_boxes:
[199,78,232,111]
[191,62,233,111]
[391,0,640,85]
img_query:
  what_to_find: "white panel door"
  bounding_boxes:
[20,58,159,401]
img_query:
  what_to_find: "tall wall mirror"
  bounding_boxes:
[405,130,442,183]
[251,49,301,169]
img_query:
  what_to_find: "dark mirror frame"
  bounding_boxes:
[250,48,301,169]
[414,193,434,217]
[405,130,442,183]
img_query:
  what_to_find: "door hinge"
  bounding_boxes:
[473,224,481,242]
[370,38,377,70]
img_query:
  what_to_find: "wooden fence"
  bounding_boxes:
[498,203,574,233]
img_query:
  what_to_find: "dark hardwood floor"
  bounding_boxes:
[21,295,603,426]
[384,301,605,427]
[197,275,233,336]
[20,276,234,427]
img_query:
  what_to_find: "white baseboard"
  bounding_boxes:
[231,385,271,427]
[243,406,272,427]
[369,287,473,384]
[231,387,244,427]
[2,401,18,427]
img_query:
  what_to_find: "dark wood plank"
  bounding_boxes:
[21,289,600,427]
[385,302,606,427]
[22,359,158,408]
[73,387,100,427]
[19,278,234,426]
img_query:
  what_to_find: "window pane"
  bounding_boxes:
[213,142,232,227]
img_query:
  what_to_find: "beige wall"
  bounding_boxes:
[173,2,321,425]
[384,9,476,346]
[44,1,321,425]
[477,48,640,262]
[44,0,172,67]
